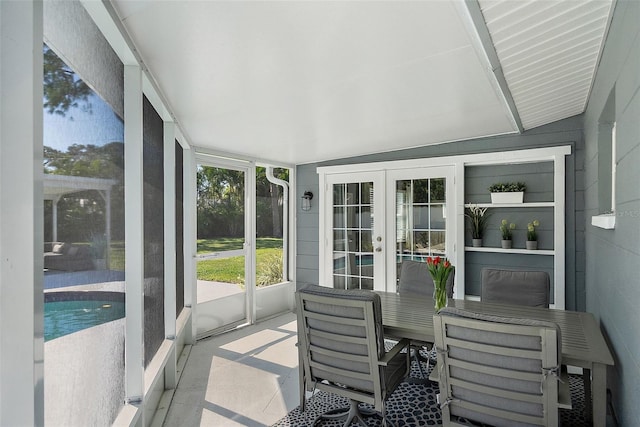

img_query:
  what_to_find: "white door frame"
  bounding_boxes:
[319,171,385,290]
[194,155,256,336]
[319,165,457,293]
[385,166,457,294]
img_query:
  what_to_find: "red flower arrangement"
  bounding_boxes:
[426,256,454,311]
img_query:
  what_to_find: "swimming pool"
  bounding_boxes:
[44,292,125,341]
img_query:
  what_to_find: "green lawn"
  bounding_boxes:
[197,237,283,286]
[106,238,283,286]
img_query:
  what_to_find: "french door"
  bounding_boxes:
[320,166,455,293]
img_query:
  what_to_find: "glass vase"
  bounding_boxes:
[433,283,447,312]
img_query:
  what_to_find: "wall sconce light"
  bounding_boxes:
[301,191,313,211]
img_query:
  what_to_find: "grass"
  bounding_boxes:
[197,237,283,285]
[105,238,283,286]
[197,237,283,253]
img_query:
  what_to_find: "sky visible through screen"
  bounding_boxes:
[43,92,123,151]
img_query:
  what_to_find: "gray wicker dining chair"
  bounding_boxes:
[431,307,571,427]
[397,260,455,379]
[296,285,410,427]
[481,268,550,307]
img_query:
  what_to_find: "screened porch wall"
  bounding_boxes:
[296,115,585,311]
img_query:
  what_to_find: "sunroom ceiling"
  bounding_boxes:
[477,0,614,130]
[109,0,613,165]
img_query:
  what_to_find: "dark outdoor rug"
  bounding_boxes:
[273,348,592,427]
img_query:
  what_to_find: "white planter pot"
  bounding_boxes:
[472,238,483,247]
[501,240,512,249]
[526,240,538,250]
[491,192,524,204]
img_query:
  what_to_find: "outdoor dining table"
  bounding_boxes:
[377,292,615,427]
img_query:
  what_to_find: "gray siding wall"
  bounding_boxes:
[583,1,640,425]
[296,115,585,309]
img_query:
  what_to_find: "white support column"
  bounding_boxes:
[105,189,111,269]
[0,1,44,426]
[246,163,257,325]
[183,148,196,344]
[163,122,177,388]
[52,196,59,242]
[554,155,566,310]
[124,64,145,414]
[454,161,466,299]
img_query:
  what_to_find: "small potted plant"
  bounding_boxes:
[499,219,516,249]
[526,220,540,250]
[489,182,526,204]
[465,205,490,247]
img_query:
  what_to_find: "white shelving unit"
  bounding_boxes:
[458,145,571,309]
[463,203,555,255]
[464,246,554,256]
[464,202,554,208]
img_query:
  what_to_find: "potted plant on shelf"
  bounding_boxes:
[465,205,490,247]
[526,220,540,250]
[500,219,516,249]
[489,182,526,204]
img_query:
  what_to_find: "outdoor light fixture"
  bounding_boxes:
[301,191,313,211]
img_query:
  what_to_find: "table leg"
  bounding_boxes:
[591,363,607,427]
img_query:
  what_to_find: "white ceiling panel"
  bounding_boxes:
[478,0,614,130]
[108,0,613,164]
[110,0,517,164]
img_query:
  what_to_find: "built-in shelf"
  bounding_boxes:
[464,246,554,256]
[464,202,554,208]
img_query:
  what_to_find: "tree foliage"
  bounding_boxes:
[43,143,125,242]
[43,44,93,117]
[197,166,289,239]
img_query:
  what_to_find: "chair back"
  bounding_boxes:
[398,260,455,298]
[296,285,405,411]
[481,268,550,307]
[433,307,562,427]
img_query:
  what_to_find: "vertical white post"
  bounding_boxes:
[455,162,466,299]
[611,122,616,212]
[124,65,144,412]
[105,189,111,269]
[0,1,44,425]
[554,155,566,310]
[52,197,59,242]
[183,148,196,344]
[246,163,257,324]
[163,122,177,388]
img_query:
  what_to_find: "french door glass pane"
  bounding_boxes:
[396,178,447,267]
[332,182,374,290]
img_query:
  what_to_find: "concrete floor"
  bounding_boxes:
[162,312,300,427]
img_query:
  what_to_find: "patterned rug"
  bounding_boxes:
[272,349,592,427]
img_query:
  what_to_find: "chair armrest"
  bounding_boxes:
[428,362,440,382]
[379,338,410,366]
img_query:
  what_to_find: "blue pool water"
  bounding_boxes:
[45,300,125,341]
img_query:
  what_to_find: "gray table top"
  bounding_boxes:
[378,292,614,368]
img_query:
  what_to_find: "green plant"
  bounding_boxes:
[488,182,526,193]
[257,253,284,286]
[465,205,491,239]
[500,219,516,240]
[527,220,540,241]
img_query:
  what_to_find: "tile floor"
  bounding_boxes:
[162,312,300,427]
